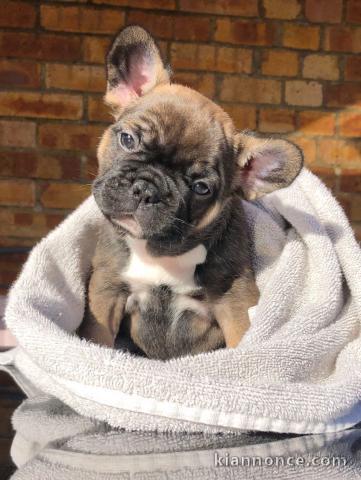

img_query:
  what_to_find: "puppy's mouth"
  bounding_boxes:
[110,214,143,237]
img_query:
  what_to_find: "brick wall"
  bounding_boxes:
[0,0,360,284]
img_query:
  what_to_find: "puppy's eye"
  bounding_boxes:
[118,132,136,151]
[192,181,210,196]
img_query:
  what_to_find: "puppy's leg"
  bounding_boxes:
[212,276,259,348]
[79,269,127,348]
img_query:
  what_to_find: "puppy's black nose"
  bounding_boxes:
[131,179,160,206]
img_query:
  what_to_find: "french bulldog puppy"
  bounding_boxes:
[78,26,303,360]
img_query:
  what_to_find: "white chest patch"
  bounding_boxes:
[123,237,207,294]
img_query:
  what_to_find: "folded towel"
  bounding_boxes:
[1,168,361,434]
[10,395,361,479]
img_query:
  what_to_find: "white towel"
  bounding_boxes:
[10,395,361,479]
[2,168,361,434]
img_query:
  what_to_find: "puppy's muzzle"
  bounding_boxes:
[131,179,160,207]
[94,172,162,210]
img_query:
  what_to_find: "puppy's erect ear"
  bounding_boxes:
[105,25,170,113]
[236,132,304,200]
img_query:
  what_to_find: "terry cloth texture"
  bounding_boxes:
[10,396,361,479]
[1,168,361,434]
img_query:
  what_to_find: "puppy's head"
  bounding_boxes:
[94,26,303,250]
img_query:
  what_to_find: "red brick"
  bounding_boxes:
[263,0,301,20]
[303,54,339,80]
[352,223,361,242]
[0,209,65,239]
[345,57,361,81]
[0,237,35,248]
[170,43,252,74]
[0,151,82,180]
[170,43,215,71]
[298,111,336,136]
[324,83,361,108]
[0,180,34,207]
[305,0,342,23]
[220,77,281,104]
[318,139,361,166]
[41,5,124,34]
[288,135,317,164]
[0,271,19,289]
[0,60,41,89]
[216,46,253,74]
[46,64,105,93]
[339,112,361,137]
[0,32,83,62]
[346,0,361,24]
[261,50,299,77]
[39,124,105,151]
[219,104,257,130]
[92,0,175,8]
[215,19,277,46]
[285,81,322,107]
[340,169,361,193]
[127,11,211,42]
[310,166,337,190]
[349,195,361,221]
[156,41,169,61]
[173,72,215,98]
[0,120,36,148]
[88,95,112,123]
[179,0,258,16]
[336,194,352,217]
[83,36,111,64]
[283,24,320,50]
[0,251,28,289]
[0,92,83,120]
[0,1,36,28]
[40,183,91,209]
[0,252,27,285]
[259,108,296,133]
[325,26,361,53]
[173,16,213,42]
[83,155,99,181]
[339,191,354,213]
[126,11,172,39]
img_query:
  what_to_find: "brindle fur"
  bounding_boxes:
[79,26,303,359]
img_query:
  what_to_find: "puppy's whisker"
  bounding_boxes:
[171,216,193,228]
[86,170,97,179]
